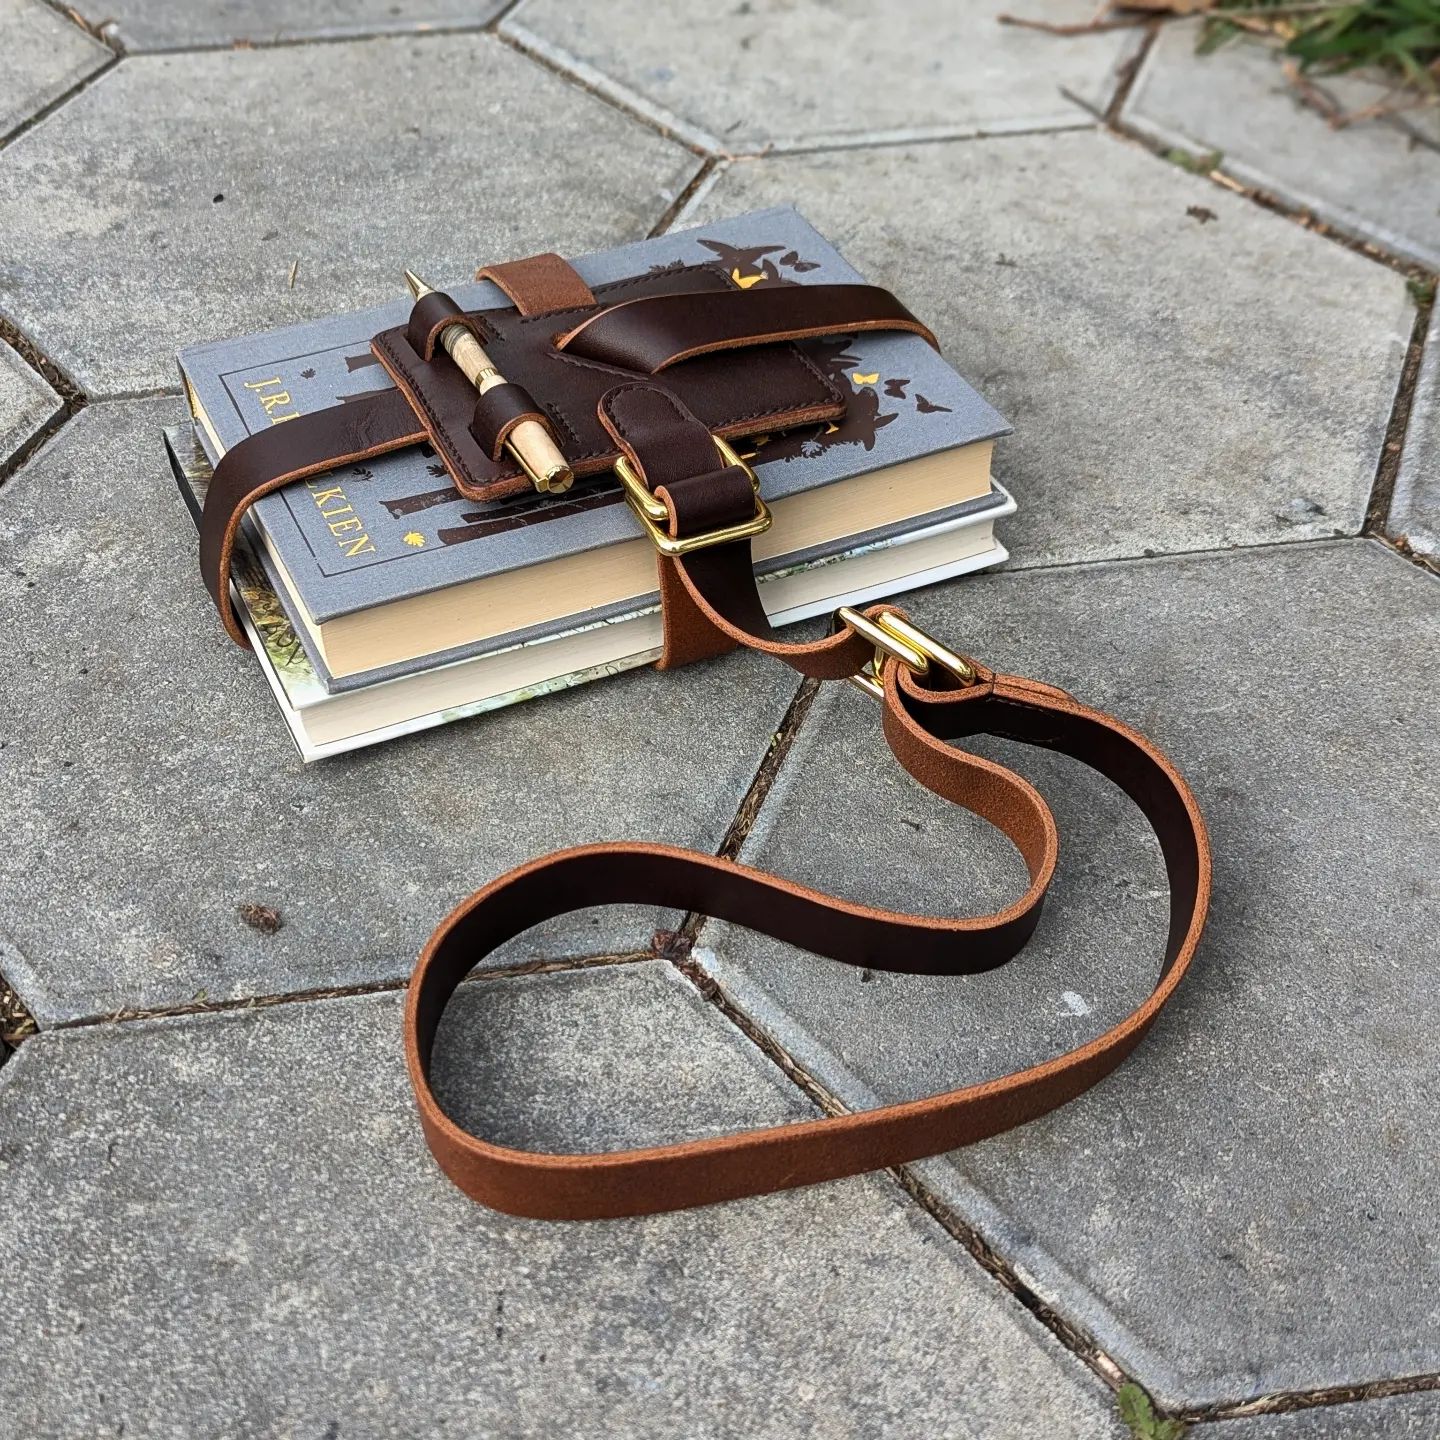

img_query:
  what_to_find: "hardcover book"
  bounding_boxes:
[167,424,1014,761]
[177,207,1011,684]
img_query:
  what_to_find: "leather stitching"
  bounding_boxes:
[376,262,840,495]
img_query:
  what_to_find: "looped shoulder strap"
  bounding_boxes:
[403,382,1212,1221]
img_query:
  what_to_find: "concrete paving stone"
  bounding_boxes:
[503,0,1138,153]
[1123,20,1440,272]
[0,341,59,469]
[64,0,506,51]
[685,130,1412,570]
[0,0,109,143]
[694,540,1440,1410]
[0,398,801,1026]
[0,963,1130,1439]
[1389,302,1440,559]
[1216,1393,1440,1438]
[0,32,697,397]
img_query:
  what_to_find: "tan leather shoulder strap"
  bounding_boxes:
[403,382,1211,1220]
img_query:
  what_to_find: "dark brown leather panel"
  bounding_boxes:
[372,263,845,502]
[556,283,940,373]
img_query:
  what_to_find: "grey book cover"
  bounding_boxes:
[169,413,1012,695]
[177,206,1009,630]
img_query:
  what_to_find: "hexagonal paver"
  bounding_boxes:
[503,0,1138,153]
[694,540,1440,1409]
[1389,302,1440,559]
[1216,1393,1440,1438]
[0,0,109,143]
[0,963,1128,1438]
[0,341,59,470]
[684,130,1412,570]
[0,399,802,1025]
[1123,20,1440,271]
[63,0,505,51]
[0,33,697,397]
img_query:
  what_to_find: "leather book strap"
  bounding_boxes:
[403,382,1212,1221]
[194,274,932,642]
[555,283,939,373]
[198,388,425,647]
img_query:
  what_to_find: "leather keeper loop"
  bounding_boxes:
[469,382,555,462]
[407,291,484,361]
[657,467,757,539]
[476,252,596,316]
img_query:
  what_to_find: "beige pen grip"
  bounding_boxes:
[441,325,573,493]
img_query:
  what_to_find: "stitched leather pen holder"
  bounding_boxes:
[199,247,939,649]
[370,262,847,502]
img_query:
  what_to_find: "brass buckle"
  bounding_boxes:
[614,435,773,557]
[836,606,977,700]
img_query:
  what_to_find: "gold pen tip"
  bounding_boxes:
[402,268,432,301]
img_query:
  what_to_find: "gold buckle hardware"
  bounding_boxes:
[614,435,772,557]
[836,606,977,700]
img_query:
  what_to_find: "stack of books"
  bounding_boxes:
[169,207,1015,760]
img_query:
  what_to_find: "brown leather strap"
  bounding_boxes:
[555,283,939,374]
[198,388,425,646]
[476,252,596,316]
[403,383,1211,1220]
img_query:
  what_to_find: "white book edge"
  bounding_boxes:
[238,494,1013,762]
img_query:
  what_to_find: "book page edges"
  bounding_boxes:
[298,517,1001,751]
[301,440,994,676]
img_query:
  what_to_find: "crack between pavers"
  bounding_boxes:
[36,949,657,1034]
[484,0,527,32]
[647,157,720,239]
[0,970,39,1062]
[721,117,1102,161]
[1183,1369,1440,1426]
[91,24,514,58]
[993,533,1408,583]
[33,0,124,53]
[1364,289,1433,540]
[494,27,712,158]
[664,671,819,951]
[1105,93,1440,286]
[0,394,84,490]
[1103,20,1159,127]
[0,311,84,403]
[0,52,119,152]
[0,309,90,488]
